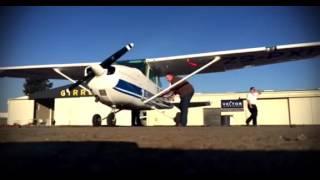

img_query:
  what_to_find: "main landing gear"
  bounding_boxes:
[92,109,144,127]
[92,109,121,127]
[92,114,102,127]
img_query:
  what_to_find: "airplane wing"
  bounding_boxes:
[1,42,320,79]
[0,60,143,80]
[146,42,320,76]
[0,62,99,80]
[172,101,211,108]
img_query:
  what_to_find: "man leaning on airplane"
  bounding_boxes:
[162,73,194,127]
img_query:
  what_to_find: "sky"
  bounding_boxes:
[0,6,320,111]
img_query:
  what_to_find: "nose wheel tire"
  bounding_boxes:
[92,114,102,127]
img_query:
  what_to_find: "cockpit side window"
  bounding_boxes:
[148,67,162,87]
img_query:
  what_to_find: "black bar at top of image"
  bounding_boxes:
[1,0,320,6]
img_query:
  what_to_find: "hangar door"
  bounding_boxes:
[255,98,290,125]
[34,99,54,125]
[289,97,320,125]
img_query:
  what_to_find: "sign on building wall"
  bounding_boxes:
[59,88,93,98]
[30,85,93,99]
[221,99,244,112]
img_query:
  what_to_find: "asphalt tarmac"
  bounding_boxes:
[0,126,319,176]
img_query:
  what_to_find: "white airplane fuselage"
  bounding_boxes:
[86,65,169,110]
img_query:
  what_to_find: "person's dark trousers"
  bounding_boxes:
[246,104,258,126]
[131,110,142,126]
[178,92,194,126]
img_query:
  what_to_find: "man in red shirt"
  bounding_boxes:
[163,73,194,127]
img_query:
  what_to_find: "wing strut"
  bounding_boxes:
[143,56,221,104]
[53,68,91,92]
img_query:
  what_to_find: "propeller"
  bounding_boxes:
[68,43,134,91]
[100,43,134,68]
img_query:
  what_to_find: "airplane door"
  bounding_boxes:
[34,99,54,126]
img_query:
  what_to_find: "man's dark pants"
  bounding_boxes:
[178,92,194,126]
[246,104,258,126]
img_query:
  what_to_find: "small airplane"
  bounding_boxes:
[1,42,320,126]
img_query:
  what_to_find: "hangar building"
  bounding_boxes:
[2,42,320,127]
[7,87,320,126]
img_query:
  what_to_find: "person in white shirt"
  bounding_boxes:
[246,87,261,126]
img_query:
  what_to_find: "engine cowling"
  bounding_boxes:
[85,64,106,77]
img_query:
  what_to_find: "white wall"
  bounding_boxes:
[146,95,205,126]
[147,91,320,126]
[7,90,320,126]
[257,99,289,125]
[289,97,320,125]
[311,97,320,124]
[0,112,8,118]
[8,99,34,125]
[54,97,131,126]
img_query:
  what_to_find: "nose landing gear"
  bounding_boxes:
[92,114,102,127]
[106,109,121,126]
[106,112,116,126]
[91,109,121,127]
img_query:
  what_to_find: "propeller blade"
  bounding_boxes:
[68,72,93,91]
[100,43,134,68]
[68,43,134,91]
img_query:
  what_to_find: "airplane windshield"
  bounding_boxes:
[117,59,146,73]
[117,59,160,86]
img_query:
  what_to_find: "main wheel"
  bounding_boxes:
[92,114,102,127]
[107,113,116,126]
[131,110,142,126]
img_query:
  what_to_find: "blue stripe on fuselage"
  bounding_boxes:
[113,79,155,99]
[116,79,142,96]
